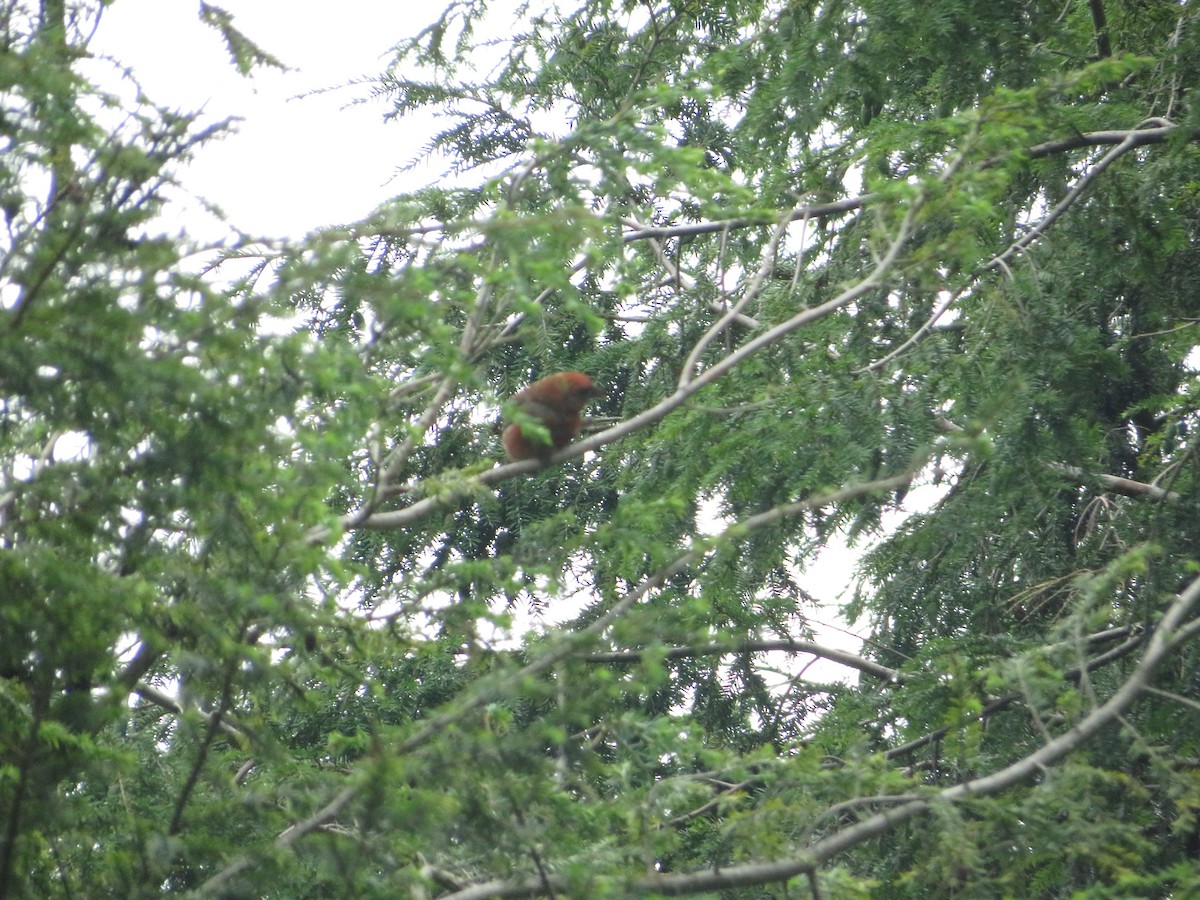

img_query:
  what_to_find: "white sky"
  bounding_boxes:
[93,1,458,238]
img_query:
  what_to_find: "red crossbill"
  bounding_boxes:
[502,371,602,461]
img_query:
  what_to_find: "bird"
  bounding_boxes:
[502,371,602,461]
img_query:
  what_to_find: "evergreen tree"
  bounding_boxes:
[4,0,1200,897]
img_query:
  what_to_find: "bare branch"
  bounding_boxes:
[935,418,1181,502]
[1088,0,1113,58]
[582,639,903,684]
[339,188,921,537]
[870,121,1178,373]
[313,124,1200,543]
[618,125,1196,247]
[987,127,1148,273]
[998,121,1189,166]
[434,576,1200,899]
[884,625,1145,761]
[621,196,866,244]
[135,682,246,744]
[621,214,763,330]
[204,474,915,896]
[678,206,801,387]
[1049,463,1181,502]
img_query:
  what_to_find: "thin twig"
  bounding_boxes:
[200,473,917,896]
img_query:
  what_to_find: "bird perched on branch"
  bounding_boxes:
[502,371,602,461]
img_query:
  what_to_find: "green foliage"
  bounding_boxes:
[5,0,1200,897]
[199,2,287,76]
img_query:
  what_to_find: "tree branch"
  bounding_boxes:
[582,639,902,684]
[307,124,1200,544]
[884,625,1145,762]
[338,189,921,536]
[1088,0,1113,58]
[935,417,1181,502]
[203,473,916,896]
[1049,463,1181,502]
[435,575,1200,899]
[134,682,246,743]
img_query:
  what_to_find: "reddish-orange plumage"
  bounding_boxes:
[502,371,602,461]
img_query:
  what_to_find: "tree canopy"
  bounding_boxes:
[4,0,1200,896]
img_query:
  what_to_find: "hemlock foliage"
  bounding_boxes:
[4,0,1200,896]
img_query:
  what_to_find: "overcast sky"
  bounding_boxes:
[92,1,455,238]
